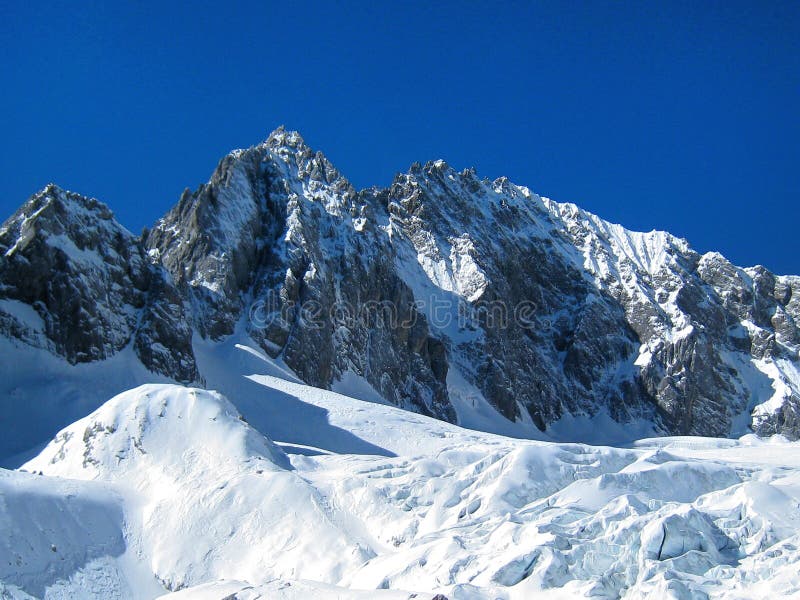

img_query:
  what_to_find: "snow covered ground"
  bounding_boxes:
[2,352,800,598]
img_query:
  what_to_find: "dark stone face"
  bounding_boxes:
[0,185,196,383]
[2,129,799,440]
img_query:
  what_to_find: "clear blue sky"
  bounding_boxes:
[2,1,798,273]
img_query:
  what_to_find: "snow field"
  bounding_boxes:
[0,381,798,598]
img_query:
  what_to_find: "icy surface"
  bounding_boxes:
[3,380,800,599]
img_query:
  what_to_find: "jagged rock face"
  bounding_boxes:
[148,129,453,420]
[2,128,800,440]
[146,149,284,340]
[133,269,198,384]
[380,164,653,429]
[542,204,800,438]
[0,185,197,383]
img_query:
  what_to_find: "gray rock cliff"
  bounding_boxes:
[2,128,799,447]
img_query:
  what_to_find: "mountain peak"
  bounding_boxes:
[0,184,125,260]
[4,183,109,221]
[264,125,306,149]
[224,127,311,164]
[3,129,800,452]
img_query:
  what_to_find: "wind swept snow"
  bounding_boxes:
[0,381,798,599]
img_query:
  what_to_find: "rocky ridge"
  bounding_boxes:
[1,127,798,454]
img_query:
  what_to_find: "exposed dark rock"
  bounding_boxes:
[0,185,197,382]
[2,128,799,442]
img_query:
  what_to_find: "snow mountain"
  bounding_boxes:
[1,127,799,461]
[3,132,800,599]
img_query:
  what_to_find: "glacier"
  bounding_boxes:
[2,363,800,598]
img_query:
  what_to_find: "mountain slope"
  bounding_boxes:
[4,382,800,599]
[12,385,374,597]
[1,128,799,462]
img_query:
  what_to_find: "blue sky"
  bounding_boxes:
[2,1,798,273]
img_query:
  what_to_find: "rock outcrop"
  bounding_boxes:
[0,185,197,383]
[2,127,799,445]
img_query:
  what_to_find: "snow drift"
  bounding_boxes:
[2,381,800,599]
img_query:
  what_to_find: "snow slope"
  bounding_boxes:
[0,336,175,466]
[3,376,800,599]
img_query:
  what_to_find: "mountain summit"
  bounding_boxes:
[1,128,799,461]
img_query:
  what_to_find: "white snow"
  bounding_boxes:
[2,375,800,599]
[332,369,391,406]
[45,234,107,268]
[751,357,800,418]
[540,196,688,280]
[0,299,45,332]
[0,336,175,466]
